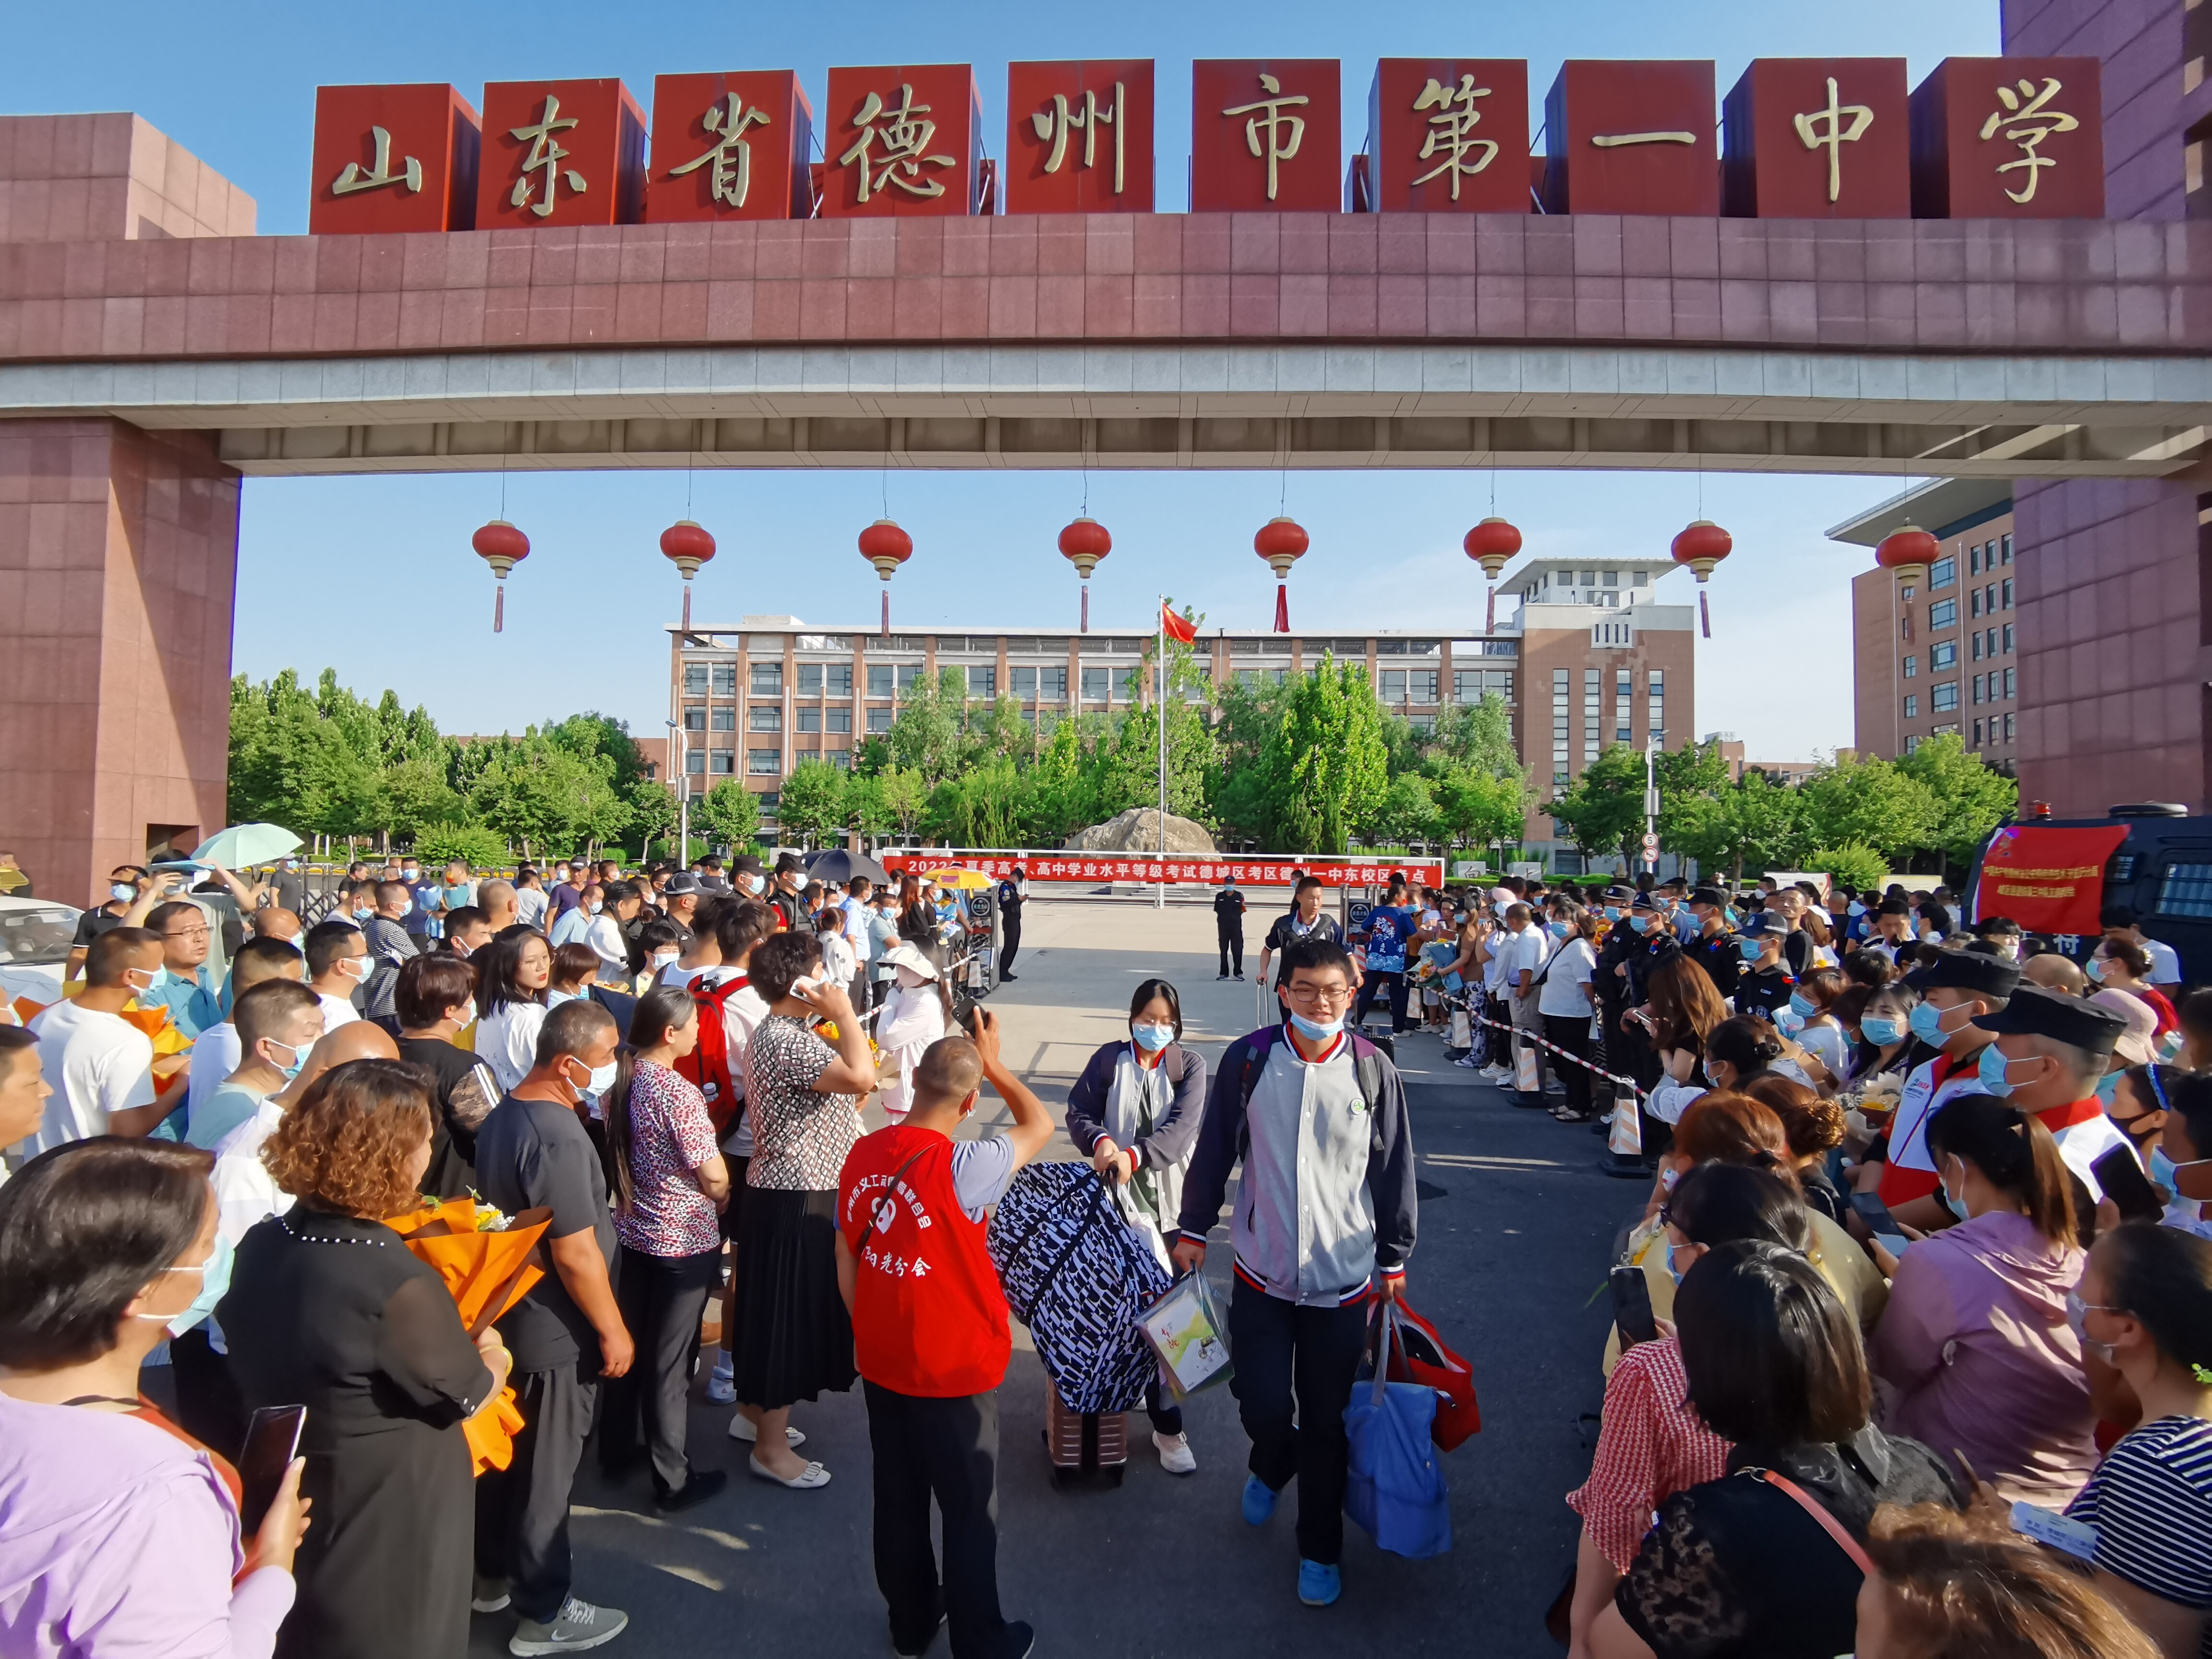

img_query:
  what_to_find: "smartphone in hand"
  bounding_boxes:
[2093,1145,2166,1224]
[1609,1264,1659,1348]
[237,1405,305,1535]
[1850,1190,1911,1259]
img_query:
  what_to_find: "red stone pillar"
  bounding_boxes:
[0,419,240,906]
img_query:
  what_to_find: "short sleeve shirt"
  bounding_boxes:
[2067,1415,2212,1616]
[71,903,130,949]
[613,1060,722,1257]
[474,1092,619,1371]
[1363,907,1412,973]
[744,1013,861,1192]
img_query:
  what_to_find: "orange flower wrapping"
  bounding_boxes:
[384,1197,553,1476]
[117,1004,192,1098]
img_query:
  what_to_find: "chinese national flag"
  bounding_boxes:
[1161,602,1197,645]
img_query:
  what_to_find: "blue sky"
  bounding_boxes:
[8,0,1999,759]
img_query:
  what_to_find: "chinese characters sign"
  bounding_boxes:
[646,72,812,221]
[1544,60,1719,216]
[819,64,984,218]
[477,79,646,230]
[1190,60,1341,212]
[1367,59,1530,213]
[1908,57,2103,218]
[1721,59,1909,218]
[1972,825,2126,936]
[1006,60,1155,213]
[877,853,1447,889]
[309,84,481,235]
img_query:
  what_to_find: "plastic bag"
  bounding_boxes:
[1343,1304,1451,1559]
[1138,1271,1235,1399]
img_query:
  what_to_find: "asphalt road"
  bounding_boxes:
[461,900,1632,1658]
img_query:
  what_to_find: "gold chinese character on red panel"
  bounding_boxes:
[1721,59,1910,217]
[646,72,813,221]
[1910,57,2104,216]
[309,84,481,234]
[1191,60,1341,212]
[1005,60,1154,212]
[1543,60,1719,215]
[476,79,647,230]
[819,64,984,217]
[1366,59,1530,212]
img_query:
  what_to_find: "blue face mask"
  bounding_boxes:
[1908,1001,1955,1046]
[1788,993,1816,1019]
[135,965,170,997]
[1287,1012,1345,1043]
[1131,1022,1176,1052]
[137,1231,235,1338]
[1738,939,1763,961]
[1861,1016,1905,1047]
[2151,1144,2180,1194]
[1604,907,1622,921]
[2095,1071,2121,1107]
[1627,914,1648,933]
[110,882,137,902]
[1665,1241,1689,1285]
[1977,1044,2019,1096]
[1550,921,1572,939]
[262,1037,309,1084]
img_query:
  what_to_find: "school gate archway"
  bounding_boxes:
[0,0,2203,901]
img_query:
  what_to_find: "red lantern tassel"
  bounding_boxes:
[493,584,505,634]
[1273,582,1289,633]
[1699,589,1710,639]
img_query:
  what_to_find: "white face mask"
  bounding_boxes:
[653,950,679,967]
[340,955,372,982]
[566,1055,616,1097]
[456,998,477,1028]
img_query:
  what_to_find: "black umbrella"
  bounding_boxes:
[805,847,894,887]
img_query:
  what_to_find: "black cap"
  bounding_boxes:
[1972,983,2126,1058]
[730,854,763,876]
[1688,887,1727,908]
[663,872,704,896]
[775,853,805,875]
[1603,886,1635,902]
[1901,951,2021,999]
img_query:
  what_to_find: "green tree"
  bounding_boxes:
[1799,755,1939,863]
[1668,772,1808,884]
[1895,733,2019,866]
[693,780,761,853]
[844,771,892,841]
[1805,842,1890,893]
[1546,745,1650,867]
[1375,772,1440,846]
[379,754,462,842]
[878,768,928,841]
[777,759,848,849]
[412,824,510,868]
[887,666,967,783]
[1272,656,1390,854]
[545,712,649,793]
[1433,764,1528,850]
[1431,695,1522,779]
[626,780,680,858]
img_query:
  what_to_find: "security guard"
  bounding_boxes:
[1214,873,1248,981]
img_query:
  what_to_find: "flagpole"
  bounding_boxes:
[1156,595,1167,912]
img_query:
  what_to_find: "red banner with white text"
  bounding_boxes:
[879,852,1445,889]
[1973,824,2128,935]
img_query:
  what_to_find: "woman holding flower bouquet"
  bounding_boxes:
[223,1059,513,1659]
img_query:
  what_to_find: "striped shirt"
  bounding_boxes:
[1567,1335,1732,1572]
[2067,1415,2212,1619]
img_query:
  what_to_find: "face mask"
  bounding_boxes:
[1938,1162,1968,1221]
[567,1056,616,1097]
[1848,901,1865,917]
[1861,1016,1905,1047]
[1131,1022,1176,1052]
[747,875,767,895]
[1604,907,1622,921]
[2150,1144,2179,1194]
[110,882,136,902]
[2064,1289,2117,1365]
[353,905,375,922]
[2095,1071,2121,1107]
[136,1231,235,1338]
[1550,921,1571,940]
[261,1037,308,1083]
[341,955,372,982]
[2086,957,2107,983]
[1659,1166,1682,1193]
[653,950,679,968]
[1908,1001,1960,1046]
[588,901,604,915]
[1627,914,1648,933]
[1977,1045,2020,1096]
[1665,1242,1686,1285]
[1737,939,1763,961]
[1287,1011,1345,1042]
[1788,993,1815,1019]
[135,965,170,996]
[457,998,477,1028]
[403,869,420,883]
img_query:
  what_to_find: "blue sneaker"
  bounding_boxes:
[1241,1475,1278,1526]
[1298,1560,1342,1607]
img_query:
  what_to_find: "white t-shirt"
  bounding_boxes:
[2143,937,2183,986]
[1537,937,1597,1018]
[1500,926,1551,994]
[184,1020,243,1139]
[316,992,361,1035]
[514,887,549,927]
[26,999,157,1152]
[210,1098,294,1249]
[478,1001,549,1095]
[1796,1019,1851,1082]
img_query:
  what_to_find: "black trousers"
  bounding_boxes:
[1355,969,1408,1032]
[1226,1281,1370,1566]
[169,1324,249,1460]
[864,1381,1010,1659]
[1218,927,1244,975]
[1146,1377,1183,1437]
[1542,1012,1596,1115]
[602,1244,720,1492]
[474,1361,598,1623]
[999,917,1021,974]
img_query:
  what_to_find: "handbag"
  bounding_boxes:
[1382,1296,1480,1450]
[1343,1303,1451,1560]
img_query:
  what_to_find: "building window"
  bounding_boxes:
[1616,726,1633,742]
[1931,641,1957,670]
[1010,666,1036,697]
[710,707,735,732]
[967,666,996,697]
[1928,599,1957,630]
[1972,675,1984,705]
[1903,656,1917,678]
[827,749,852,770]
[685,748,705,775]
[709,664,736,696]
[1970,589,1982,618]
[1551,668,1571,781]
[1379,669,1407,700]
[2002,624,2014,654]
[797,708,821,733]
[1905,733,1922,753]
[827,664,854,696]
[747,750,780,776]
[709,751,735,775]
[2003,667,2015,698]
[826,708,852,734]
[1932,681,1959,712]
[1037,665,1068,700]
[896,664,924,691]
[2000,578,2013,609]
[1973,718,1984,745]
[749,707,782,732]
[1904,695,1919,718]
[2001,534,2012,563]
[1970,633,1983,661]
[2004,712,2015,739]
[1969,544,1981,575]
[750,663,782,695]
[1455,668,1512,703]
[1929,555,1956,589]
[867,665,894,697]
[684,664,709,696]
[866,707,893,733]
[796,664,823,695]
[682,707,706,732]
[1583,668,1601,764]
[1082,667,1110,701]
[1408,670,1439,702]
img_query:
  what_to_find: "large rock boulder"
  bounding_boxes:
[1064,807,1218,855]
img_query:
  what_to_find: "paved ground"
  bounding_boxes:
[465,897,1633,1658]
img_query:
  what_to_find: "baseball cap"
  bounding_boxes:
[663,872,704,896]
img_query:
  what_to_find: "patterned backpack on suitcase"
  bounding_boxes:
[987,1161,1172,1414]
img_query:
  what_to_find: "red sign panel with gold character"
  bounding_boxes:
[309,84,482,235]
[1190,60,1341,212]
[819,64,984,217]
[645,71,813,222]
[476,79,647,230]
[1721,59,1911,218]
[1004,60,1155,213]
[1909,56,2104,219]
[1366,59,1530,213]
[1543,60,1719,216]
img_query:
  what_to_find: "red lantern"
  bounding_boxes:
[859,518,914,637]
[1462,516,1522,580]
[660,517,716,629]
[1875,524,1939,584]
[1670,518,1732,582]
[1254,516,1309,632]
[1059,515,1111,633]
[471,518,529,634]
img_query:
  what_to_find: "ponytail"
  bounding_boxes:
[1925,1094,2078,1248]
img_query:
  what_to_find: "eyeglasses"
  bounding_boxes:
[162,926,209,941]
[1283,981,1352,1006]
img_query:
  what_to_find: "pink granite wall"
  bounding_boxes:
[0,113,255,244]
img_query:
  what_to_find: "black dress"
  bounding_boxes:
[220,1208,493,1659]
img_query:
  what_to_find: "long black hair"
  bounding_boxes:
[1925,1094,2079,1248]
[602,985,701,1214]
[1129,978,1184,1042]
[478,925,548,1018]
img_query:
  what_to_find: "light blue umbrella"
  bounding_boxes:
[191,823,302,868]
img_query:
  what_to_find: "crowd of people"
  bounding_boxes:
[4,840,2211,1659]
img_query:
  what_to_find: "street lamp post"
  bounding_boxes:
[666,719,689,866]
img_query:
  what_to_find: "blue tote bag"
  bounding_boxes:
[1343,1303,1451,1559]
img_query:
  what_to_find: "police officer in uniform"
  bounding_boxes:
[1214,873,1248,981]
[995,866,1026,981]
[1683,886,1743,1004]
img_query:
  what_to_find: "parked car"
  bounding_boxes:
[0,894,82,1013]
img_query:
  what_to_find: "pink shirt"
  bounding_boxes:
[1567,1335,1732,1571]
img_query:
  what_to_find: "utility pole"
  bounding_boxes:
[1642,730,1661,878]
[1155,598,1167,911]
[667,719,688,866]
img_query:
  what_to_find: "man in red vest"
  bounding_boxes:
[836,1011,1054,1659]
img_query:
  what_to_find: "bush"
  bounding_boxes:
[1805,842,1889,894]
[410,823,510,871]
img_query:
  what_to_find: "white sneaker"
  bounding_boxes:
[1154,1431,1197,1476]
[727,1415,806,1446]
[509,1596,628,1655]
[704,1370,734,1404]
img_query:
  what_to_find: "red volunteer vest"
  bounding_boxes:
[838,1124,1010,1398]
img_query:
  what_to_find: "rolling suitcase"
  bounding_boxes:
[1044,1381,1128,1488]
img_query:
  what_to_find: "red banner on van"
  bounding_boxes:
[1974,824,2128,935]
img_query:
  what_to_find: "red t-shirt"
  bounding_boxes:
[837,1124,1011,1398]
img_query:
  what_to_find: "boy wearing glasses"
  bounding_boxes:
[1171,935,1419,1611]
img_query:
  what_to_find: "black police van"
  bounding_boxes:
[1969,803,2211,986]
